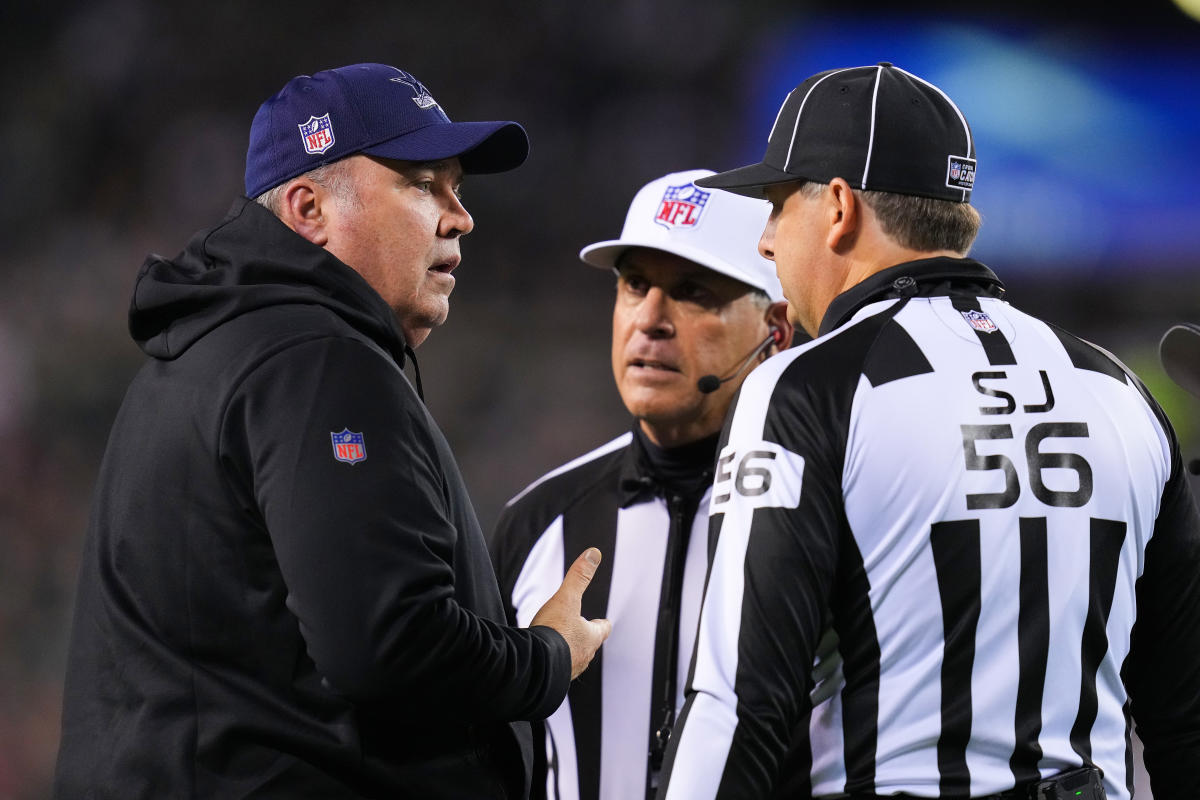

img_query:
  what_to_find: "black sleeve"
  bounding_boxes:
[223,336,570,722]
[489,501,531,627]
[1124,450,1200,796]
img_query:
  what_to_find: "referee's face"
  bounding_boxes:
[612,248,773,448]
[761,180,844,338]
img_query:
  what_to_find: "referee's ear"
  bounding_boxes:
[765,301,794,353]
[826,177,860,254]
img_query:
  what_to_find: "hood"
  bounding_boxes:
[129,198,407,364]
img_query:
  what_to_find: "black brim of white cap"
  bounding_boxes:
[693,161,804,198]
[362,120,529,174]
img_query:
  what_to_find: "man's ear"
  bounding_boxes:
[275,179,329,247]
[825,177,859,253]
[765,301,795,352]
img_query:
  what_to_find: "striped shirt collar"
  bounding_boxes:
[819,257,1005,337]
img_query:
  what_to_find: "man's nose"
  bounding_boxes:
[634,287,674,338]
[442,194,474,238]
[758,222,775,261]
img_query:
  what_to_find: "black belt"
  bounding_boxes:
[837,765,1105,800]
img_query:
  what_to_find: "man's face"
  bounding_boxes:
[760,181,833,338]
[611,248,772,448]
[321,155,473,347]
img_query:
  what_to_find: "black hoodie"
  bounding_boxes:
[55,198,570,799]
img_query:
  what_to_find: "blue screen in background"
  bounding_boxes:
[739,16,1200,277]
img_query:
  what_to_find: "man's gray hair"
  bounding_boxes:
[254,159,360,216]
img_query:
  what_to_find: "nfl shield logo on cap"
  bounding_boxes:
[299,114,336,155]
[655,183,710,230]
[331,428,367,464]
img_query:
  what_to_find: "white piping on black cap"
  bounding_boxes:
[767,88,795,144]
[782,69,850,173]
[860,63,887,190]
[893,64,975,201]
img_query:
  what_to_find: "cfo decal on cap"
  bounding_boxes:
[948,156,976,191]
[299,114,335,155]
[655,183,711,230]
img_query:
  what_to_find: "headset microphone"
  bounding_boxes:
[697,328,780,394]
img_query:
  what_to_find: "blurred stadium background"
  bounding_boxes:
[3,1,1198,795]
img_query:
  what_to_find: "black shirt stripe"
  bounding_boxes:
[932,519,982,796]
[862,317,935,388]
[1070,519,1128,762]
[1011,517,1049,785]
[951,294,1015,366]
[1048,326,1128,384]
[833,530,881,794]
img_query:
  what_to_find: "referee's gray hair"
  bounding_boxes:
[796,181,982,255]
[254,160,361,216]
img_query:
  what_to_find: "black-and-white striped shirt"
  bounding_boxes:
[490,428,717,800]
[659,258,1200,800]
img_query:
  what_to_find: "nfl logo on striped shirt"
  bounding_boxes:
[961,309,998,334]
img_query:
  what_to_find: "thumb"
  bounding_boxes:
[589,616,614,641]
[558,547,602,604]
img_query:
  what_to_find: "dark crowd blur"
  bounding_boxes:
[3,1,1199,796]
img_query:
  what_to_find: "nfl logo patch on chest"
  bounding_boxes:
[655,183,710,229]
[331,429,366,464]
[299,114,336,155]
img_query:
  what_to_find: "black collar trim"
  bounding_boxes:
[819,257,1005,337]
[616,426,718,507]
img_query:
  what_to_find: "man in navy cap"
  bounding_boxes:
[657,63,1200,800]
[54,63,610,799]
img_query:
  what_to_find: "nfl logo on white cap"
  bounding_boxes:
[577,169,785,303]
[655,183,710,230]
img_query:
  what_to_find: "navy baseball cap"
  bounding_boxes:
[697,63,976,203]
[245,63,529,198]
